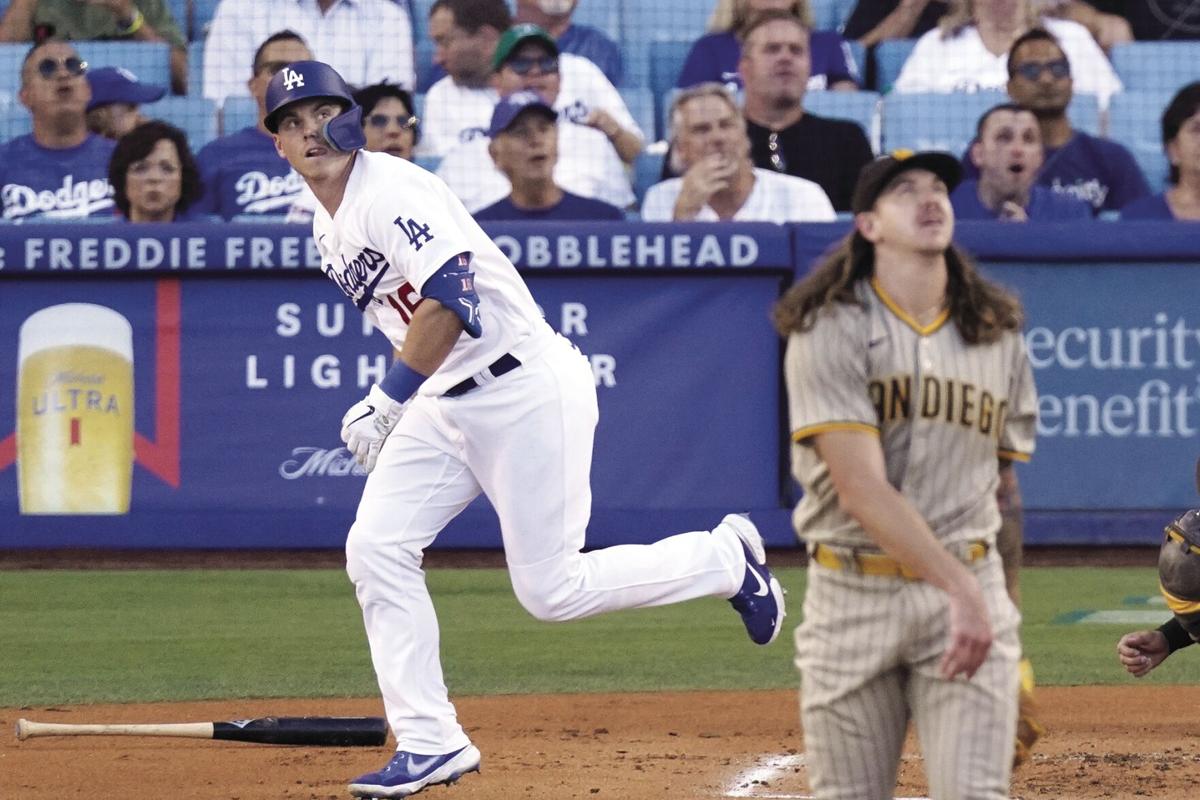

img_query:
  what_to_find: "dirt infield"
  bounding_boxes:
[3,685,1198,799]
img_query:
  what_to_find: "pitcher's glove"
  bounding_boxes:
[340,384,408,473]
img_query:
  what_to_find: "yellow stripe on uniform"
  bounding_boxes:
[1159,582,1200,615]
[792,421,880,442]
[870,277,951,336]
[998,449,1031,463]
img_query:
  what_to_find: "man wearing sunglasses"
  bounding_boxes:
[0,40,116,220]
[961,27,1148,215]
[433,23,640,213]
[192,30,313,220]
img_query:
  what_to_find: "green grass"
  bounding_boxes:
[1,565,1197,706]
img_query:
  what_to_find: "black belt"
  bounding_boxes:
[444,353,522,397]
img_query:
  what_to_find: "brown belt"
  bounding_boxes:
[810,541,989,580]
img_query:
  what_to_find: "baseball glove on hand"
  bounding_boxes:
[340,384,408,473]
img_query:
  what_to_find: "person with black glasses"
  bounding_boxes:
[959,27,1149,214]
[356,82,421,161]
[433,23,641,213]
[191,29,314,220]
[0,40,116,221]
[740,10,873,212]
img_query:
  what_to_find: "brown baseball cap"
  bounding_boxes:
[851,149,962,214]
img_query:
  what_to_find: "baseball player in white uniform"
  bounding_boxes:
[774,150,1038,799]
[262,60,785,799]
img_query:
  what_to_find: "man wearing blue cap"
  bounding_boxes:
[85,66,165,140]
[475,90,623,221]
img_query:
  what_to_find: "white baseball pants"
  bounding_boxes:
[345,332,746,753]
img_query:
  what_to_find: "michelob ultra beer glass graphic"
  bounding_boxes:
[17,303,134,514]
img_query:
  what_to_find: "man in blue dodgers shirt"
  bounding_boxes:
[960,27,1150,215]
[952,103,1092,222]
[192,30,313,219]
[0,39,114,221]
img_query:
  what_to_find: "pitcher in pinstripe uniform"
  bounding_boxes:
[774,150,1038,800]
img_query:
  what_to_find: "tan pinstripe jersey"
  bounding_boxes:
[785,277,1037,548]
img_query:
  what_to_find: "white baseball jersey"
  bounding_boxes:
[420,53,643,157]
[893,18,1121,106]
[785,276,1035,798]
[312,150,545,395]
[436,122,635,213]
[315,147,751,757]
[641,168,837,223]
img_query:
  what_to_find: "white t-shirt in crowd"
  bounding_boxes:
[203,0,415,105]
[641,168,837,223]
[420,52,642,157]
[436,122,635,212]
[893,18,1121,106]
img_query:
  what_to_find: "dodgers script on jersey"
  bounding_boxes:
[312,150,547,395]
[786,278,1038,550]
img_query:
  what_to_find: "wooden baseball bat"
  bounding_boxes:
[15,716,387,746]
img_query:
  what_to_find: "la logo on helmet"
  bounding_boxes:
[282,67,305,91]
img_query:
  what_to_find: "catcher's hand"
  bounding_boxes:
[1117,630,1169,678]
[340,384,407,473]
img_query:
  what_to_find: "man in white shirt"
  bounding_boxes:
[434,23,642,212]
[642,84,835,223]
[202,0,414,106]
[893,1,1121,106]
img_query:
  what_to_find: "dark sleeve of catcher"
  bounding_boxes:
[1158,616,1196,654]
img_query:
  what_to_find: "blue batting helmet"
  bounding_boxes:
[263,60,366,152]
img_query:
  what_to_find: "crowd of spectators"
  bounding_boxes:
[0,0,1195,224]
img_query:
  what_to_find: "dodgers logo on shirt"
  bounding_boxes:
[324,247,390,311]
[282,67,305,91]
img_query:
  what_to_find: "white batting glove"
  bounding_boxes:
[340,384,408,474]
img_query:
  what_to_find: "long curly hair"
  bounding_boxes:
[772,230,1023,345]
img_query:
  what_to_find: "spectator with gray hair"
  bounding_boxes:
[642,83,835,222]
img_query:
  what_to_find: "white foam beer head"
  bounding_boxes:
[18,303,133,364]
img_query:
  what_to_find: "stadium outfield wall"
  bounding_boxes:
[1,221,1196,550]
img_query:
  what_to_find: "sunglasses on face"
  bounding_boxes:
[1014,59,1070,81]
[367,113,419,130]
[506,56,558,76]
[36,56,86,79]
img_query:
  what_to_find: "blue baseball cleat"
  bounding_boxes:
[721,513,786,645]
[348,744,481,798]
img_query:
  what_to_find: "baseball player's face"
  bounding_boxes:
[124,137,183,221]
[858,169,954,255]
[1006,40,1071,116]
[970,109,1043,200]
[738,19,811,105]
[19,42,89,120]
[272,99,354,179]
[494,43,561,104]
[489,110,558,184]
[675,95,748,170]
[1167,109,1200,182]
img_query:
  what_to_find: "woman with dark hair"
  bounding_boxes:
[108,120,202,222]
[1121,82,1200,221]
[354,82,421,161]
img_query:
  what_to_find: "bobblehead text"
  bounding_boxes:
[243,301,616,389]
[1027,312,1200,438]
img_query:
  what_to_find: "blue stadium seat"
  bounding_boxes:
[805,90,881,153]
[165,0,190,40]
[621,2,713,43]
[810,0,858,31]
[881,91,1005,155]
[221,95,259,134]
[1107,90,1174,193]
[0,105,31,141]
[188,41,204,96]
[1110,42,1200,94]
[414,154,441,173]
[148,96,219,150]
[0,43,25,106]
[1066,93,1100,136]
[569,0,620,41]
[75,42,173,88]
[875,38,917,93]
[192,0,222,41]
[633,149,665,208]
[844,39,866,83]
[620,86,656,142]
[648,39,691,134]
